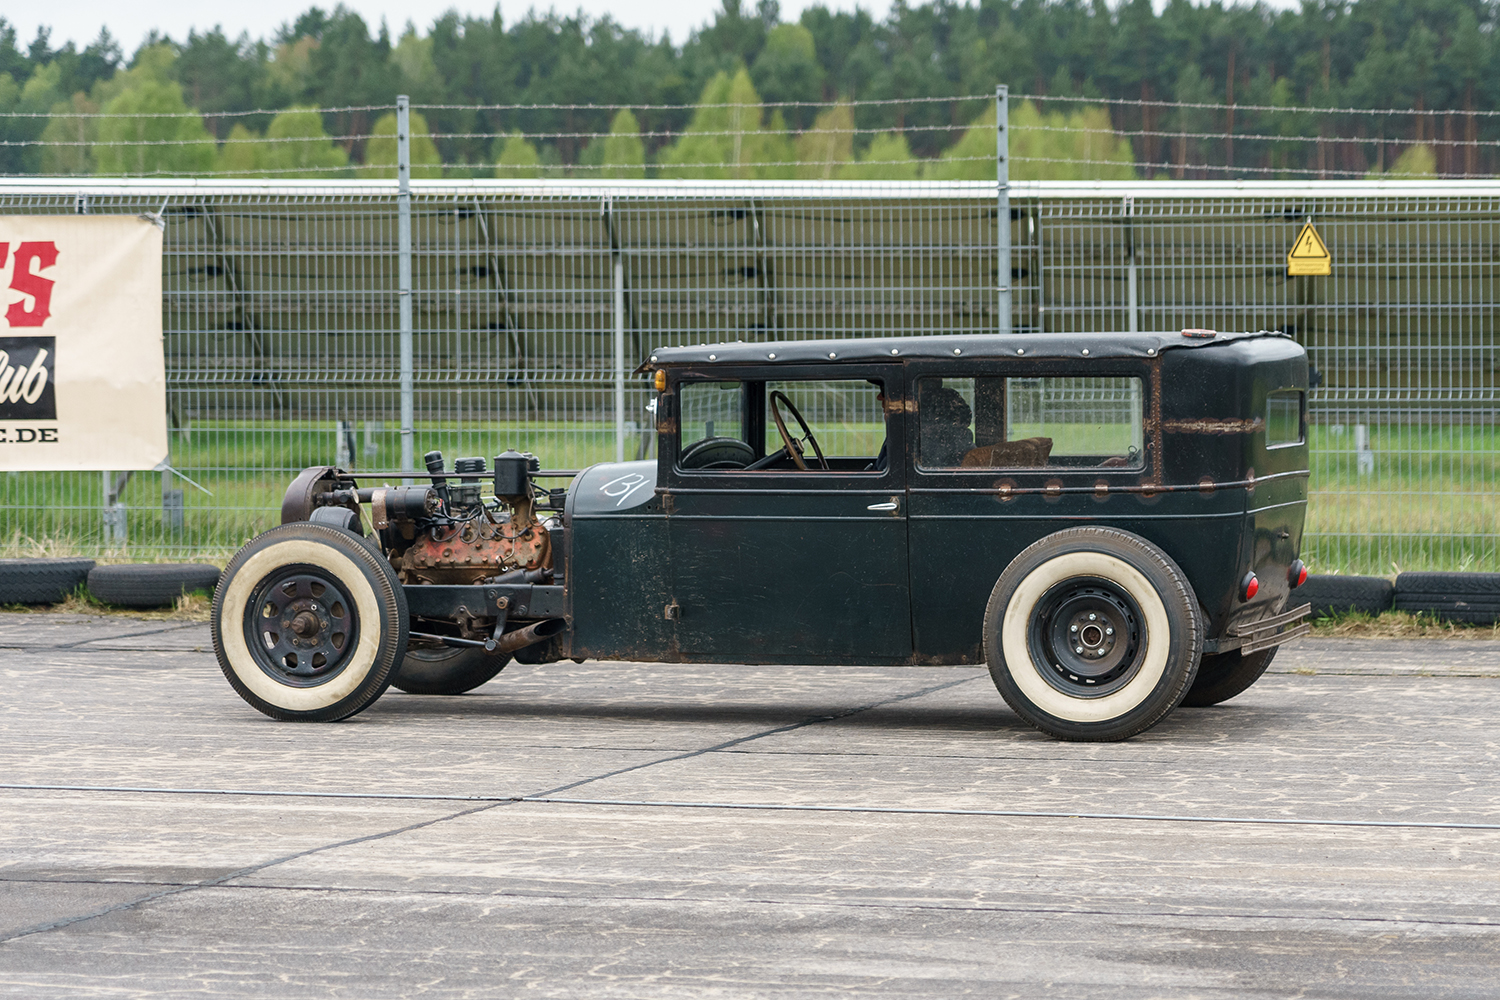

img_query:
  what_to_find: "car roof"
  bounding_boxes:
[643,329,1293,369]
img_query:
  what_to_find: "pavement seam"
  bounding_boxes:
[0,621,208,651]
[0,799,512,947]
[521,674,985,799]
[8,875,1500,931]
[519,795,1500,832]
[5,783,1499,832]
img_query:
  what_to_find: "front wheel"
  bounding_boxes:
[983,527,1202,742]
[392,645,510,695]
[212,522,408,722]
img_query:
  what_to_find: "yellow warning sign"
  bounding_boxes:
[1287,222,1331,276]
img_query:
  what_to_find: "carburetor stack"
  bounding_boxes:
[370,449,553,586]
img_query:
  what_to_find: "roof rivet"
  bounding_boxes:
[890,348,899,355]
[828,352,837,359]
[650,355,657,362]
[1016,348,1024,355]
[953,348,962,355]
[1082,348,1090,356]
[1147,348,1157,356]
[768,353,776,359]
[708,354,716,361]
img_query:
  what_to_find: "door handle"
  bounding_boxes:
[867,501,899,511]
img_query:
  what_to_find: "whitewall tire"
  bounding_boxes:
[212,522,408,722]
[983,527,1201,741]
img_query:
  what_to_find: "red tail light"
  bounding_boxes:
[1241,572,1259,601]
[1289,560,1308,588]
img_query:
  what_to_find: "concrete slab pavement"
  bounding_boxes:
[1,611,1497,997]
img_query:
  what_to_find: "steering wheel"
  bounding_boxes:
[768,391,828,471]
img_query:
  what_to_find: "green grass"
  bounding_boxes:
[1302,423,1500,574]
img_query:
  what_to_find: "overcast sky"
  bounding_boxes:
[18,0,1301,54]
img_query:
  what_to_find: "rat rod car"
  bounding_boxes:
[212,329,1311,741]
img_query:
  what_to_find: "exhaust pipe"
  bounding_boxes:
[408,617,566,655]
[486,617,565,656]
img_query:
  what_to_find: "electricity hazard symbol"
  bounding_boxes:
[1287,222,1331,276]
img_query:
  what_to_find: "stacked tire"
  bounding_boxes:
[0,558,95,604]
[1298,575,1393,619]
[1393,572,1500,625]
[87,564,221,609]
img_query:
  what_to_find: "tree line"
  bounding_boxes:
[0,0,1492,180]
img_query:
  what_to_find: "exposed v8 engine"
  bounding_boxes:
[289,448,556,587]
[383,450,553,585]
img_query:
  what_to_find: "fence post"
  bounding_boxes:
[996,85,1011,336]
[611,196,626,463]
[1124,195,1139,334]
[396,95,414,481]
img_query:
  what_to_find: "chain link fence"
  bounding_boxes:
[0,175,1495,574]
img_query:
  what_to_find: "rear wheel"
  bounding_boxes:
[392,645,510,695]
[212,523,407,722]
[1180,647,1277,707]
[983,527,1201,742]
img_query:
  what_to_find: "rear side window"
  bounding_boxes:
[1266,390,1305,447]
[917,376,1144,470]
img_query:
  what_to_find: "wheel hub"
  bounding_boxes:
[1028,579,1143,696]
[244,569,358,686]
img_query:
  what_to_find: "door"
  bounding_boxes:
[905,365,1152,662]
[663,365,911,664]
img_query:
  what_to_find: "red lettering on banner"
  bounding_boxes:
[6,241,58,328]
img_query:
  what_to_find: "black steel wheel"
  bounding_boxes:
[392,645,510,695]
[1180,647,1278,707]
[212,522,407,722]
[983,527,1202,742]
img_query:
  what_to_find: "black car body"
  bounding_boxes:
[212,329,1311,741]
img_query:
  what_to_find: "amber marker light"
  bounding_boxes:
[1241,572,1260,601]
[654,370,666,391]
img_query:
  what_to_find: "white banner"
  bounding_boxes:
[0,215,166,472]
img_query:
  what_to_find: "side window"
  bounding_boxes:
[676,376,890,474]
[762,380,887,467]
[918,376,1144,470]
[1266,389,1305,447]
[679,380,750,469]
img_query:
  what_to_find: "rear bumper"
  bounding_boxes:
[1205,602,1311,655]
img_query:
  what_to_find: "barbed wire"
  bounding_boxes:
[0,155,997,179]
[0,94,995,121]
[1022,92,1500,119]
[6,96,1498,178]
[0,104,396,120]
[431,122,972,142]
[1020,123,1500,149]
[15,120,1491,154]
[0,134,380,148]
[3,93,1496,123]
[413,94,994,112]
[1011,154,1480,179]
